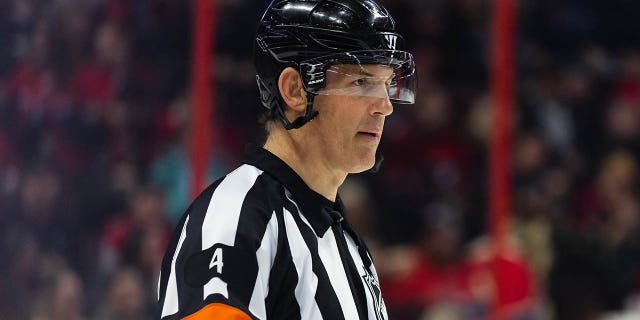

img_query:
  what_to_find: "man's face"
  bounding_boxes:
[306,64,394,173]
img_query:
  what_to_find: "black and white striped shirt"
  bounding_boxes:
[157,144,388,320]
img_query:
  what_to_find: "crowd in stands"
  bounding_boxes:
[2,0,640,319]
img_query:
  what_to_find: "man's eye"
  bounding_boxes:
[353,78,366,86]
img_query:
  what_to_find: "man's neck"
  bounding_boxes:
[263,129,345,202]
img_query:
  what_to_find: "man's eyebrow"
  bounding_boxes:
[352,68,376,77]
[329,66,374,77]
[350,68,395,80]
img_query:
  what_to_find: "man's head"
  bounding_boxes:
[254,0,416,173]
[254,0,416,127]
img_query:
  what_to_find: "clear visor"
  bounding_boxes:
[299,50,417,104]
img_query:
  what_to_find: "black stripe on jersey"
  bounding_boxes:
[230,174,280,307]
[180,167,272,319]
[333,222,369,320]
[283,198,346,320]
[156,179,222,319]
[265,205,301,320]
[179,177,233,318]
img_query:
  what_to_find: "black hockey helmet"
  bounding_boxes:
[254,0,417,129]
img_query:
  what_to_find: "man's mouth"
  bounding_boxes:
[357,131,381,138]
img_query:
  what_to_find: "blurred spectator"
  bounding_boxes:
[5,16,72,122]
[98,187,171,285]
[3,165,82,265]
[1,232,43,319]
[30,264,86,320]
[614,51,640,104]
[381,202,475,320]
[603,100,640,159]
[92,266,152,320]
[70,21,130,117]
[0,128,19,215]
[380,202,538,320]
[150,92,232,223]
[548,228,631,320]
[575,150,638,231]
[465,238,538,320]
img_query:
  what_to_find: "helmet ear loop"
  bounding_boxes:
[277,91,319,130]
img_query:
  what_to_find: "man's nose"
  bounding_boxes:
[371,88,393,116]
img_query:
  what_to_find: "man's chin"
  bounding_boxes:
[348,154,378,174]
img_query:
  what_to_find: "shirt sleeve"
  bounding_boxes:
[157,174,278,320]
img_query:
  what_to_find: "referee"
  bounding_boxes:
[157,0,417,319]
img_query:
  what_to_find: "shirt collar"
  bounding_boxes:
[243,144,342,236]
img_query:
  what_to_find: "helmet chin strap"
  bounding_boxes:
[277,92,319,130]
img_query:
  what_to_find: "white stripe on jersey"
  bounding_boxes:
[248,211,279,319]
[316,227,360,319]
[202,165,264,249]
[284,208,323,319]
[203,277,229,299]
[161,215,190,318]
[202,165,263,300]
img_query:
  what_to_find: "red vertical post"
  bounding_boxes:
[489,0,515,318]
[190,0,216,199]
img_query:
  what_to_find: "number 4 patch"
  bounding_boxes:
[209,247,224,274]
[183,244,257,289]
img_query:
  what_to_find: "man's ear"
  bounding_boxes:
[278,67,307,116]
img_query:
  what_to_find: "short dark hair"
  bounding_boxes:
[258,108,279,129]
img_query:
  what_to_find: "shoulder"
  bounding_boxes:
[183,164,285,247]
[158,164,284,294]
[190,164,283,216]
